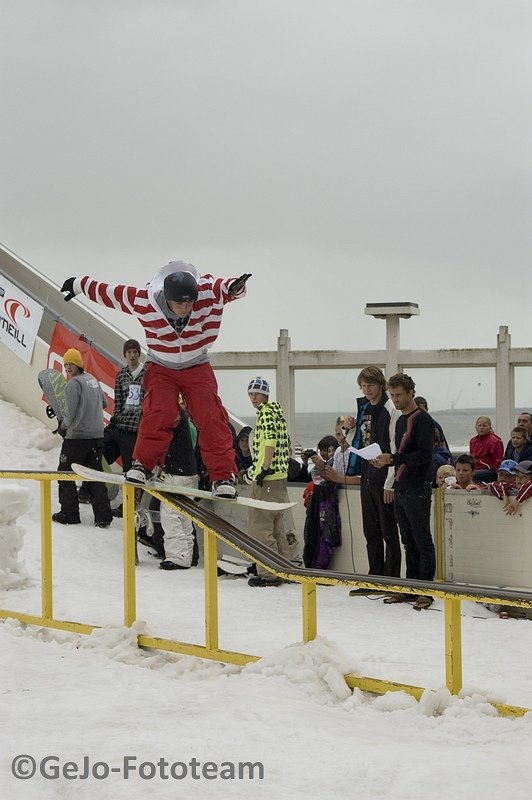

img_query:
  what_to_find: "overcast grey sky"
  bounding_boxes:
[1,1,531,412]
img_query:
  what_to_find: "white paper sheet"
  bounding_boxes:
[348,443,383,460]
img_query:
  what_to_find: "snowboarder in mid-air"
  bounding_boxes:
[60,262,251,498]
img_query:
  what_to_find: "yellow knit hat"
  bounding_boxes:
[63,348,84,368]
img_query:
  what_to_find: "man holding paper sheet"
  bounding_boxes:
[326,366,402,585]
[372,372,436,611]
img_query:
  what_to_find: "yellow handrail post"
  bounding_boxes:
[40,479,53,620]
[203,527,219,653]
[122,484,137,626]
[444,596,463,695]
[435,487,444,581]
[302,579,317,642]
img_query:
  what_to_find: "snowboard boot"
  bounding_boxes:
[52,511,81,525]
[160,560,189,570]
[211,475,237,499]
[247,575,283,587]
[77,485,91,504]
[126,461,154,485]
[137,529,156,549]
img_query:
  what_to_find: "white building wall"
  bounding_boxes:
[443,490,532,590]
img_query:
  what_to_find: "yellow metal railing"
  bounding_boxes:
[1,472,531,717]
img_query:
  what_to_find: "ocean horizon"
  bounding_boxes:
[239,407,521,453]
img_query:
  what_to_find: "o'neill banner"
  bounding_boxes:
[0,275,44,364]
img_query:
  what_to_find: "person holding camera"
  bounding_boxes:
[297,436,338,482]
[235,425,253,483]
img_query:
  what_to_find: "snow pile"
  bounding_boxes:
[7,620,518,720]
[0,400,58,591]
[26,427,62,453]
[371,686,501,719]
[243,636,358,705]
[1,617,78,648]
[1,397,60,468]
[77,620,151,664]
[78,621,241,680]
[0,484,31,590]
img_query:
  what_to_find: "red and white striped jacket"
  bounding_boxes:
[73,261,246,369]
[516,479,532,504]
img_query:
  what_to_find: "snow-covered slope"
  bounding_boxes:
[0,396,531,800]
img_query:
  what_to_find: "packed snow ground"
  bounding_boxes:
[0,396,531,800]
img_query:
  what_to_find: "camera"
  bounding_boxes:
[303,448,317,458]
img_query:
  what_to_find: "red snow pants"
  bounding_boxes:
[133,361,237,481]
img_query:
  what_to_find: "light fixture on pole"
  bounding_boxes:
[365,302,420,376]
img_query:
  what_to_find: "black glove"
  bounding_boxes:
[60,277,77,301]
[256,466,274,486]
[228,273,251,298]
[56,424,67,438]
[45,405,56,419]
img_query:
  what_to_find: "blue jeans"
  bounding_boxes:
[394,485,435,582]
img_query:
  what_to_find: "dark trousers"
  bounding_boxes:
[394,485,435,582]
[474,469,496,485]
[104,425,137,472]
[360,480,401,577]
[58,438,112,524]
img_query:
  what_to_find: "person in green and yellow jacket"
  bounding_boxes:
[247,376,291,587]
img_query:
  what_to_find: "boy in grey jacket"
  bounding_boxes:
[53,348,112,528]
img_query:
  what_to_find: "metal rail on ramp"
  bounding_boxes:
[0,471,531,717]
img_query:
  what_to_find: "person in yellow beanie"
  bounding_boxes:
[52,349,113,528]
[62,348,84,368]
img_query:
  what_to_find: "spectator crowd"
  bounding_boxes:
[51,261,530,619]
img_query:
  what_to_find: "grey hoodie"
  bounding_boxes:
[63,372,107,439]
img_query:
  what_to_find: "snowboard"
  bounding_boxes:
[38,368,68,422]
[217,554,252,576]
[71,463,297,511]
[38,368,119,499]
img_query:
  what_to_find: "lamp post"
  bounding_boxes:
[365,302,420,376]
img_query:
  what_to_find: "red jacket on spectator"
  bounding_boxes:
[469,432,504,473]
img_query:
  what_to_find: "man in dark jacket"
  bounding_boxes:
[373,372,436,610]
[503,425,532,464]
[327,366,402,591]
